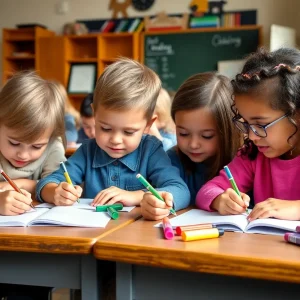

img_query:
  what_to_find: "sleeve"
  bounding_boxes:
[65,114,78,143]
[147,142,191,211]
[36,144,88,202]
[196,154,255,211]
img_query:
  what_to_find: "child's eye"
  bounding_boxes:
[9,140,19,146]
[32,145,43,150]
[202,136,214,140]
[101,127,111,132]
[179,133,189,137]
[124,131,135,135]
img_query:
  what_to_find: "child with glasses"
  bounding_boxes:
[196,47,300,221]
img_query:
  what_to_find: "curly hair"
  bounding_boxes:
[231,47,300,160]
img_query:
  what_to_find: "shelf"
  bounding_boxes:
[5,37,35,42]
[68,93,88,98]
[67,58,98,63]
[100,58,117,63]
[6,55,35,60]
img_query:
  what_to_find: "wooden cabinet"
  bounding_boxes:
[2,27,55,83]
[38,33,140,110]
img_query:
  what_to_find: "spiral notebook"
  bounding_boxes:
[155,209,300,236]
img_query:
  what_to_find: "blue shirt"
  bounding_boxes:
[36,135,190,211]
[167,147,206,204]
[77,127,89,143]
[159,129,177,151]
[65,114,78,143]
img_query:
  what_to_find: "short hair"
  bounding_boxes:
[80,93,94,118]
[0,71,66,147]
[171,72,241,180]
[93,58,161,120]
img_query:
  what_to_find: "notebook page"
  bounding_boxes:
[29,206,111,227]
[0,208,49,227]
[246,218,300,235]
[155,209,249,232]
[35,199,135,212]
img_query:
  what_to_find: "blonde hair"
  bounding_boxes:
[155,88,175,133]
[94,58,161,120]
[53,81,81,129]
[0,71,66,147]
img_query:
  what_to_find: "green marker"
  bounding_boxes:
[96,203,123,212]
[136,173,177,216]
[107,207,119,220]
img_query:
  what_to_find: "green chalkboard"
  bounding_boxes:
[143,27,261,91]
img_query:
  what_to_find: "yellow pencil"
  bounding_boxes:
[60,161,79,203]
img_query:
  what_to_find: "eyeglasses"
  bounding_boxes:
[232,114,288,138]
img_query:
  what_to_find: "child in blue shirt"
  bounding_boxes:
[36,58,190,220]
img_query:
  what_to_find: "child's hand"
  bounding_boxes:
[92,186,142,206]
[0,181,14,191]
[141,191,173,220]
[0,190,32,216]
[53,182,82,206]
[211,188,250,215]
[248,198,300,221]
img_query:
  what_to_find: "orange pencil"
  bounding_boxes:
[176,223,216,235]
[0,169,34,209]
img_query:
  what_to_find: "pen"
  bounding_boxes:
[284,232,300,246]
[162,217,174,240]
[176,223,216,236]
[96,203,124,212]
[136,173,177,216]
[107,207,119,220]
[224,166,249,214]
[60,161,79,203]
[0,169,34,209]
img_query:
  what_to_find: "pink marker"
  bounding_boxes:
[284,232,300,246]
[162,217,174,240]
[296,226,300,233]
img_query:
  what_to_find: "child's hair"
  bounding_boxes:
[171,72,240,180]
[80,93,94,118]
[231,47,300,159]
[155,88,175,133]
[54,81,81,129]
[0,71,66,147]
[94,58,161,120]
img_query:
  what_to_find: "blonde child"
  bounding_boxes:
[36,58,190,221]
[197,47,300,221]
[149,88,176,151]
[54,81,81,147]
[167,72,241,202]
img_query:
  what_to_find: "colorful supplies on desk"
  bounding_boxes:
[284,232,300,246]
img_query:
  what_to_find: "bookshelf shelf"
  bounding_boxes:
[67,58,98,63]
[6,55,35,60]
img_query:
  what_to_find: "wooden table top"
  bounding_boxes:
[0,208,141,255]
[94,209,300,284]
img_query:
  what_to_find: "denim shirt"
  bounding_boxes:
[167,147,206,204]
[36,135,191,211]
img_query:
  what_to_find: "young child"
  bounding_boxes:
[0,72,66,299]
[36,58,190,221]
[167,72,241,202]
[149,88,177,151]
[0,71,66,216]
[196,47,300,221]
[77,93,95,143]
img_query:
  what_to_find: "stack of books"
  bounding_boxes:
[100,18,144,33]
[190,15,220,28]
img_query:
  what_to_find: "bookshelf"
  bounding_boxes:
[38,32,140,110]
[2,27,55,83]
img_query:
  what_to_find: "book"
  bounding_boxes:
[155,209,300,236]
[0,206,111,227]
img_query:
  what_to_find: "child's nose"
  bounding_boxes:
[248,129,261,141]
[110,133,122,144]
[189,137,199,149]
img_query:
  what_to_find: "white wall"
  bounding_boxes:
[0,0,299,74]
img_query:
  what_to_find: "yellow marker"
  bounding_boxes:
[181,228,224,242]
[60,161,79,203]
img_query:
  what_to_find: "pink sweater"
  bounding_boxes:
[196,152,300,211]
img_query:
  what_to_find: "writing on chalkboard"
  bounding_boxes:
[212,34,242,48]
[146,37,175,56]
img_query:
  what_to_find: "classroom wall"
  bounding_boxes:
[0,0,299,75]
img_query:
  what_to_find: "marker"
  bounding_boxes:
[60,161,79,203]
[107,207,119,220]
[284,232,300,246]
[96,203,124,212]
[176,223,216,236]
[296,226,300,233]
[136,173,176,216]
[224,166,249,214]
[162,217,174,240]
[181,228,224,242]
[0,169,35,209]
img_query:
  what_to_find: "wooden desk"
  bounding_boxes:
[94,210,300,300]
[0,207,141,300]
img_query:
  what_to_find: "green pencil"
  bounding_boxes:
[136,173,177,216]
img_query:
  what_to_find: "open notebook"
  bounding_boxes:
[35,198,135,212]
[0,206,111,227]
[155,209,300,236]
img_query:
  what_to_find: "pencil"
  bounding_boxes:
[0,169,35,209]
[60,161,79,203]
[136,173,177,216]
[224,166,249,214]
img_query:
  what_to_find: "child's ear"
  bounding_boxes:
[144,115,157,134]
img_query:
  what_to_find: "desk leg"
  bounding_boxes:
[116,263,133,300]
[81,255,99,300]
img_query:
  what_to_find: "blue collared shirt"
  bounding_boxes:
[36,135,191,211]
